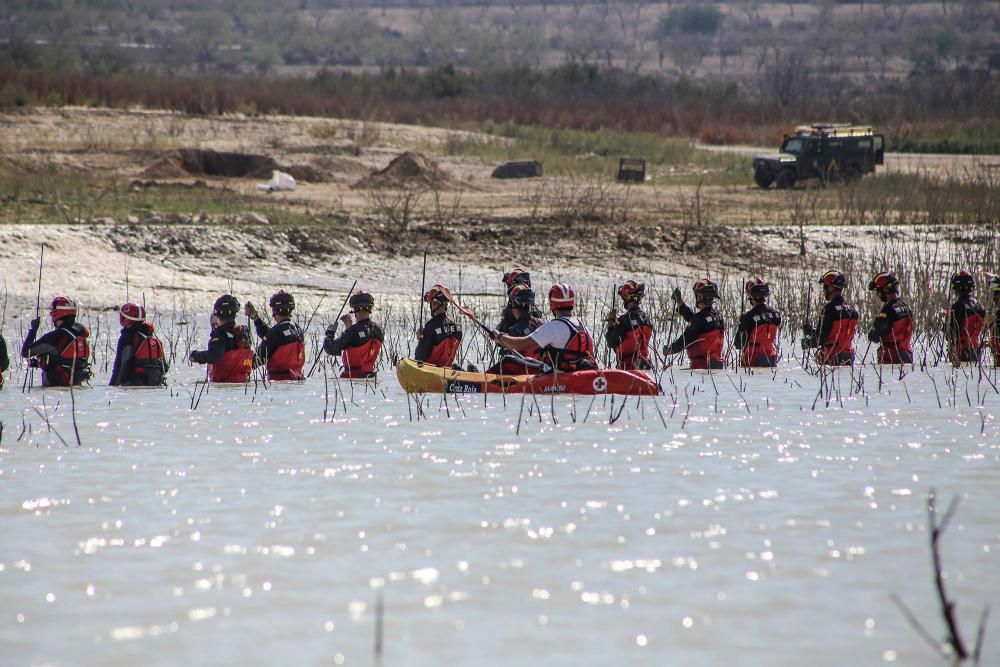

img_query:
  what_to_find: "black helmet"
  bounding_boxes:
[269,290,295,315]
[950,269,974,294]
[744,276,770,301]
[693,278,719,301]
[349,291,375,312]
[214,294,240,318]
[508,284,535,308]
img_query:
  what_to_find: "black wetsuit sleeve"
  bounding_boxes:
[0,335,9,372]
[945,302,964,342]
[868,305,892,343]
[817,303,836,348]
[191,330,227,364]
[413,320,435,362]
[605,317,628,349]
[666,317,705,355]
[23,329,63,358]
[734,312,752,350]
[252,317,269,341]
[677,303,695,323]
[110,332,134,386]
[324,323,357,357]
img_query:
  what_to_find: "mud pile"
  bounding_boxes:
[353,152,449,189]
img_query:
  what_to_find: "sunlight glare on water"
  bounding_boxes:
[1,362,998,666]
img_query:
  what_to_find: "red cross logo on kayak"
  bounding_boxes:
[592,376,608,392]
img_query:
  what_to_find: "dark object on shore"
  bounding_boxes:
[491,161,543,179]
[617,157,646,183]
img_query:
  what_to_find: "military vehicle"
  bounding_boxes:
[753,124,885,189]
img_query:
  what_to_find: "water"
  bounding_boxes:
[2,362,998,666]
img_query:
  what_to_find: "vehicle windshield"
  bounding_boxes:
[782,138,809,154]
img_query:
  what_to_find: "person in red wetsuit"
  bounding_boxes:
[802,270,859,366]
[21,296,92,387]
[487,284,543,375]
[246,290,306,381]
[414,285,463,368]
[944,269,986,365]
[866,272,914,365]
[663,278,725,370]
[497,269,541,333]
[989,273,1000,367]
[605,280,654,370]
[324,291,384,378]
[110,302,167,386]
[734,276,782,368]
[494,283,597,372]
[190,295,253,383]
[0,333,9,390]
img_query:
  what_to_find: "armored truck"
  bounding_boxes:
[753,124,885,189]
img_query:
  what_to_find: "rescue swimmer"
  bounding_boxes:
[493,283,598,373]
[21,296,92,387]
[605,280,654,370]
[110,302,167,386]
[415,285,463,369]
[323,291,384,378]
[246,290,306,381]
[944,269,986,365]
[802,270,859,366]
[663,278,725,370]
[189,295,254,383]
[734,277,781,368]
[866,272,914,364]
[486,284,542,375]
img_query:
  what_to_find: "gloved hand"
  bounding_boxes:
[188,351,199,363]
[340,314,353,328]
[605,310,618,324]
[671,288,682,304]
[801,335,817,350]
[244,302,259,320]
[802,323,816,336]
[29,317,40,331]
[325,323,338,338]
[488,329,500,342]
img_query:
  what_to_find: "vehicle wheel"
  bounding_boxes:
[754,171,774,189]
[776,169,796,190]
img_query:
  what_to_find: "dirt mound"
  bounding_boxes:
[142,149,326,182]
[353,152,448,189]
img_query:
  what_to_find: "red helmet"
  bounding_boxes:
[745,276,770,300]
[868,271,898,292]
[693,278,718,300]
[508,284,536,308]
[618,280,646,302]
[49,296,77,321]
[819,270,847,291]
[425,284,450,306]
[549,283,576,309]
[502,269,531,290]
[120,302,145,326]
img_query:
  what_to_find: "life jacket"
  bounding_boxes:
[740,306,780,368]
[44,326,91,387]
[817,300,858,366]
[544,317,596,372]
[425,337,460,368]
[131,325,166,385]
[948,297,985,364]
[209,325,253,383]
[342,338,381,378]
[268,341,305,381]
[613,310,653,371]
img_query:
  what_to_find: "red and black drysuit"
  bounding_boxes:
[990,308,1000,367]
[190,321,253,383]
[324,319,384,378]
[110,322,166,386]
[415,313,462,368]
[0,334,9,389]
[804,295,859,366]
[867,298,914,364]
[945,295,986,364]
[497,303,543,334]
[734,303,781,368]
[605,307,654,370]
[252,318,306,381]
[21,317,92,387]
[488,313,543,375]
[665,304,724,370]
